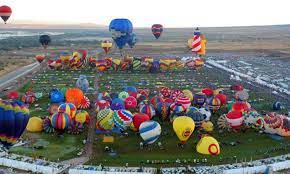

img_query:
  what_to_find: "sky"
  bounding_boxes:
[1,0,290,27]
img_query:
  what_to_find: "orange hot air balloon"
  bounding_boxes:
[65,88,84,108]
[35,55,45,63]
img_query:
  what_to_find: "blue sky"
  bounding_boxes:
[2,0,290,27]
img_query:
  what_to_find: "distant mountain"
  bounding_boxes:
[0,21,107,29]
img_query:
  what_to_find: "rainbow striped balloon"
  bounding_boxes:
[58,103,77,119]
[51,112,70,130]
[113,110,133,130]
[139,121,161,144]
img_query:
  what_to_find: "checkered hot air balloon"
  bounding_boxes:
[192,28,202,53]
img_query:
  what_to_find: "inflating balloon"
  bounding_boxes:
[58,103,77,119]
[49,89,64,103]
[173,116,195,144]
[196,136,220,155]
[66,88,84,108]
[96,109,114,131]
[226,111,244,129]
[26,117,43,132]
[139,121,161,144]
[75,110,89,124]
[124,96,137,110]
[51,112,70,130]
[132,113,150,131]
[113,110,133,131]
[0,100,30,149]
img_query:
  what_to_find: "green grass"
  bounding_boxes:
[10,133,86,161]
[9,67,290,166]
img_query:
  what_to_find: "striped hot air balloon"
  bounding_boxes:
[192,28,202,53]
[51,112,70,130]
[139,121,161,144]
[58,103,77,119]
[151,24,163,39]
[113,110,133,131]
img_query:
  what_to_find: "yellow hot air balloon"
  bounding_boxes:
[26,117,43,132]
[196,136,220,155]
[197,34,207,56]
[187,37,194,49]
[173,116,195,143]
[182,89,194,101]
[101,40,113,54]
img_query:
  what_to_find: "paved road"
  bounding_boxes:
[0,62,39,89]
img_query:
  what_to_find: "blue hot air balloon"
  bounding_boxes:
[0,100,30,149]
[127,33,137,48]
[109,19,133,49]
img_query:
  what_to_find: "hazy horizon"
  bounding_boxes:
[1,0,290,28]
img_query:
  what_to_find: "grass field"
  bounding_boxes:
[6,65,289,166]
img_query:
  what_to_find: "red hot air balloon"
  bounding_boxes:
[0,6,12,24]
[151,24,163,39]
[35,55,45,63]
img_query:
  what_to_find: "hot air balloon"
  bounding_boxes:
[139,103,156,119]
[273,101,282,111]
[0,5,12,24]
[65,88,84,108]
[127,33,137,48]
[101,40,113,54]
[173,116,195,144]
[132,113,150,131]
[113,110,133,131]
[109,18,133,50]
[58,103,77,119]
[0,100,30,149]
[35,55,45,63]
[196,136,220,155]
[49,89,64,103]
[96,109,114,131]
[151,24,163,39]
[124,96,137,110]
[197,34,207,56]
[194,92,206,106]
[139,121,161,144]
[226,111,244,129]
[39,35,51,49]
[51,112,70,131]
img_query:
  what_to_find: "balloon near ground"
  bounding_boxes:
[173,116,195,144]
[139,120,161,144]
[196,136,220,155]
[0,100,30,149]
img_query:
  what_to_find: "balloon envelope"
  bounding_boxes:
[173,116,195,143]
[139,120,161,144]
[0,5,12,24]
